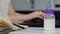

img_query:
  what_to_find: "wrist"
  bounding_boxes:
[25,13,36,20]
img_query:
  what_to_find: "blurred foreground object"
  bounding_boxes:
[0,12,29,33]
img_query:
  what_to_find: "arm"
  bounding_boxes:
[8,3,25,16]
[8,3,34,20]
[8,3,28,23]
[8,3,44,23]
[8,3,24,23]
[8,3,16,15]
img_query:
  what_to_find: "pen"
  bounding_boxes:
[13,23,25,29]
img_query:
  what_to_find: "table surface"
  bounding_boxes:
[8,27,60,34]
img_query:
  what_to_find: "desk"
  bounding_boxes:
[8,27,60,34]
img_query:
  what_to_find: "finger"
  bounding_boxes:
[40,14,45,18]
[38,12,45,17]
[38,16,44,20]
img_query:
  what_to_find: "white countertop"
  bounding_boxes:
[8,27,60,34]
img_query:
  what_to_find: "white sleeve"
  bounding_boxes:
[0,0,11,14]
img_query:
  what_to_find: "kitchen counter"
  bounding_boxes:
[8,27,60,34]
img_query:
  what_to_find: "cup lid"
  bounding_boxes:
[45,9,54,14]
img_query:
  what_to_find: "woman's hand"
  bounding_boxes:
[15,11,44,20]
[28,11,44,19]
[8,11,45,23]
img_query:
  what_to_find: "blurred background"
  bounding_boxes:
[10,0,60,27]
